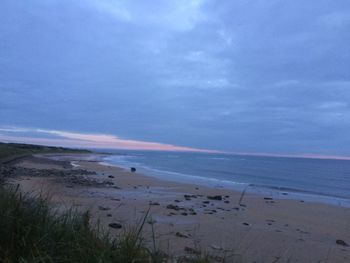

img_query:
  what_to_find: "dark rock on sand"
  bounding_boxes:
[183,194,198,201]
[336,239,349,247]
[98,206,110,211]
[166,204,181,211]
[184,194,197,199]
[130,167,136,172]
[207,195,223,201]
[264,197,273,200]
[108,223,122,229]
[176,232,190,238]
[108,175,115,178]
[149,202,160,206]
[296,229,310,234]
[243,222,250,226]
[0,166,102,187]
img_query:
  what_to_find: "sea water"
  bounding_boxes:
[98,150,350,206]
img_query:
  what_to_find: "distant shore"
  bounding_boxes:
[4,153,350,262]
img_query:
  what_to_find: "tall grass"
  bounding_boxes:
[0,185,231,262]
[0,185,162,263]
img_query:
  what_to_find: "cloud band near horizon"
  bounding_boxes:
[0,127,219,153]
[2,126,350,160]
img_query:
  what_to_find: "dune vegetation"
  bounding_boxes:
[0,143,213,263]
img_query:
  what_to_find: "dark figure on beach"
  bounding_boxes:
[130,167,136,173]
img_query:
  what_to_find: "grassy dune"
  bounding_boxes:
[0,186,215,263]
[0,142,90,160]
[0,185,159,263]
[0,143,212,262]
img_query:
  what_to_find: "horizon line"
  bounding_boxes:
[1,139,350,161]
[1,126,350,161]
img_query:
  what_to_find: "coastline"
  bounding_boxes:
[6,153,350,262]
[102,154,350,208]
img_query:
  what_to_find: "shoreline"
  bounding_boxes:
[101,154,350,208]
[5,153,350,262]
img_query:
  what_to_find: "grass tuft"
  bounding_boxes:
[0,185,163,263]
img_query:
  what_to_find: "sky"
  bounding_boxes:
[1,0,350,156]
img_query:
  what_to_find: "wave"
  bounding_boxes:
[102,155,249,189]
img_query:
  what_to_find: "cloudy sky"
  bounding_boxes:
[1,0,350,156]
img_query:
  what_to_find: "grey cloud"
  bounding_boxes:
[1,0,350,155]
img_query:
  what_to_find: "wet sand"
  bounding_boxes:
[6,153,350,262]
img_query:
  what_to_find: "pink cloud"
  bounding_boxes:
[2,127,350,160]
[0,127,219,153]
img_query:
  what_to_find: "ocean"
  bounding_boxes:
[99,150,350,206]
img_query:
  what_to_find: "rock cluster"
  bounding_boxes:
[0,165,114,187]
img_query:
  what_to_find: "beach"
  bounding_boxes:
[4,153,350,262]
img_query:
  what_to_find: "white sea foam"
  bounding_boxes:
[70,161,80,168]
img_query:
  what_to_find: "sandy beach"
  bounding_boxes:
[4,153,350,262]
